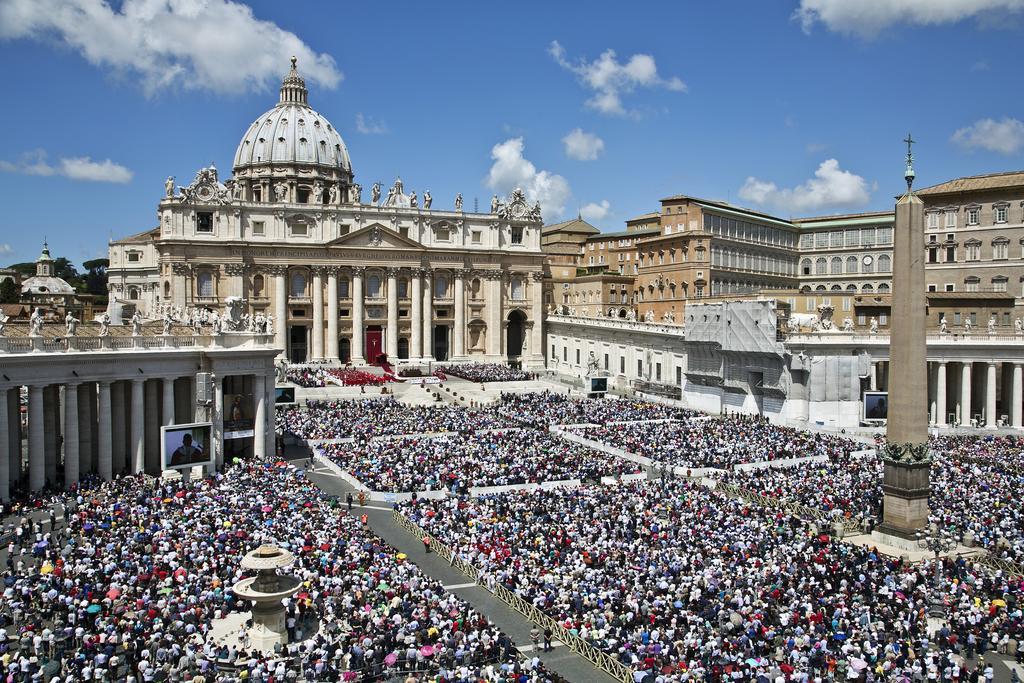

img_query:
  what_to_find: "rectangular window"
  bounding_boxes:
[196,212,213,233]
[995,206,1008,223]
[967,244,980,261]
[861,228,875,246]
[551,344,556,359]
[879,314,888,326]
[945,284,955,292]
[127,252,140,262]
[620,356,625,374]
[563,347,567,361]
[928,247,938,263]
[339,225,350,236]
[251,220,265,236]
[845,230,859,247]
[967,208,979,225]
[471,230,482,244]
[970,312,977,325]
[945,212,956,229]
[575,349,580,365]
[993,278,1008,292]
[676,366,682,385]
[511,225,524,244]
[994,242,1008,260]
[814,232,828,248]
[291,222,307,236]
[946,247,956,262]
[831,231,843,247]
[655,363,662,382]
[604,354,609,370]
[954,312,961,324]
[927,284,936,292]
[857,314,866,326]
[927,213,938,229]
[636,359,643,377]
[876,227,892,244]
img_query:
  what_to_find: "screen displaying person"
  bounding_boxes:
[170,432,205,466]
[866,396,887,420]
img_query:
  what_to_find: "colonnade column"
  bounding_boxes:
[312,267,324,361]
[131,379,145,474]
[326,268,339,361]
[97,382,112,481]
[960,362,972,426]
[422,270,434,361]
[64,383,80,489]
[486,271,503,358]
[351,267,365,365]
[386,268,399,359]
[411,271,423,359]
[43,386,57,487]
[935,362,947,427]
[28,385,44,491]
[254,373,267,460]
[1013,363,1023,428]
[530,272,543,360]
[145,381,159,473]
[869,362,878,391]
[986,361,998,428]
[111,382,126,475]
[213,376,224,471]
[0,389,8,502]
[453,269,466,359]
[7,388,19,486]
[162,377,176,439]
[273,267,287,358]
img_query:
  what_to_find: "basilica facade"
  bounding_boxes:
[108,59,545,367]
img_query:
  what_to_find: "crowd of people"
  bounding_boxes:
[438,364,535,383]
[285,366,333,388]
[276,398,519,441]
[319,430,639,494]
[401,478,1024,682]
[493,392,685,428]
[0,464,563,682]
[570,415,862,469]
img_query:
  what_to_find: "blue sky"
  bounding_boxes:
[0,0,1022,266]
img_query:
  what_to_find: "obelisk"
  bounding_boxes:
[878,135,930,540]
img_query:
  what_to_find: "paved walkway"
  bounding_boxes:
[303,464,619,683]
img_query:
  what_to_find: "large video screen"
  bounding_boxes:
[275,387,296,405]
[589,377,608,393]
[223,393,254,440]
[161,422,213,470]
[863,391,888,422]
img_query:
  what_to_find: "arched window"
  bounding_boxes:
[128,286,140,300]
[367,274,381,298]
[163,281,171,299]
[862,284,874,293]
[815,285,827,291]
[252,274,264,297]
[801,258,812,275]
[846,256,858,274]
[815,258,827,275]
[290,272,306,297]
[877,283,891,293]
[830,257,843,274]
[846,284,858,291]
[877,254,892,273]
[339,277,350,298]
[197,272,213,297]
[434,274,449,298]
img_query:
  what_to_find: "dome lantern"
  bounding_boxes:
[279,56,308,106]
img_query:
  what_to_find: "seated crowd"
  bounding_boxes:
[0,464,560,682]
[402,479,1024,682]
[319,430,639,493]
[494,392,686,428]
[570,415,862,469]
[437,364,535,383]
[285,366,333,388]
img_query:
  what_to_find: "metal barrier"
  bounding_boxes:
[393,511,633,683]
[715,482,863,536]
[973,553,1024,579]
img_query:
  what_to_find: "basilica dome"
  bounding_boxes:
[232,58,352,177]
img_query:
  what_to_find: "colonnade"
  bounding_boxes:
[871,359,1024,428]
[269,266,543,364]
[0,369,275,502]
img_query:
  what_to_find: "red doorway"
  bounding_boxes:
[365,326,383,364]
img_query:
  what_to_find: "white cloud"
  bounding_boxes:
[549,40,685,116]
[795,0,1024,36]
[738,159,870,214]
[485,138,572,218]
[952,117,1024,154]
[0,149,133,183]
[0,244,12,256]
[580,200,611,223]
[562,128,605,161]
[0,0,342,96]
[355,113,388,135]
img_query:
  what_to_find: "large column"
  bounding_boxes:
[935,362,947,427]
[869,362,878,391]
[43,386,58,487]
[0,388,9,502]
[486,271,503,358]
[213,376,224,471]
[312,267,324,361]
[273,267,287,358]
[254,373,267,459]
[264,369,275,458]
[386,268,399,359]
[351,268,365,365]
[28,385,44,492]
[327,268,339,361]
[1013,363,1023,429]
[530,272,543,362]
[411,271,423,359]
[986,361,998,428]
[422,270,434,361]
[131,379,145,474]
[928,363,938,425]
[64,383,80,489]
[8,387,21,487]
[145,380,159,474]
[111,382,126,475]
[453,269,466,359]
[960,362,973,426]
[97,382,112,481]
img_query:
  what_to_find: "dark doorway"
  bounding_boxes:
[397,337,409,360]
[365,326,383,364]
[433,325,449,361]
[506,310,526,358]
[339,337,351,363]
[289,325,307,363]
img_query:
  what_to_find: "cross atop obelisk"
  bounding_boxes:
[877,134,931,541]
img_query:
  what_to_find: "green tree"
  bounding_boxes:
[0,278,17,304]
[83,258,109,296]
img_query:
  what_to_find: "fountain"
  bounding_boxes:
[231,544,303,652]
